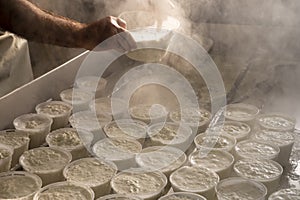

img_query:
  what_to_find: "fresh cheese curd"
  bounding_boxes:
[234,140,280,161]
[33,181,94,200]
[14,113,53,148]
[213,121,251,142]
[189,149,234,179]
[234,159,283,195]
[0,130,30,167]
[254,130,295,166]
[93,138,142,170]
[169,108,211,133]
[90,97,127,119]
[269,188,300,200]
[36,101,72,130]
[69,111,112,142]
[158,192,207,200]
[111,170,167,200]
[194,133,237,152]
[46,128,93,160]
[104,120,147,145]
[147,122,193,151]
[136,146,187,177]
[216,177,267,200]
[0,144,13,172]
[129,104,168,124]
[20,147,72,186]
[0,171,42,200]
[75,76,107,98]
[63,158,117,198]
[257,113,296,132]
[170,166,219,199]
[60,88,93,112]
[97,194,143,200]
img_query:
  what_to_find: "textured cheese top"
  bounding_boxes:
[130,104,168,121]
[98,194,142,200]
[170,108,211,126]
[194,133,236,151]
[14,114,52,130]
[254,130,295,146]
[36,101,72,117]
[60,88,93,104]
[104,121,146,140]
[269,188,300,200]
[159,193,206,200]
[0,131,29,148]
[258,114,295,131]
[224,103,259,121]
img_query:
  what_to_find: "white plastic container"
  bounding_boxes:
[0,171,42,200]
[60,88,93,112]
[170,166,219,199]
[213,121,251,142]
[111,169,168,200]
[75,76,107,98]
[147,122,193,152]
[36,101,73,130]
[93,137,142,170]
[216,177,267,200]
[104,120,147,145]
[169,108,211,134]
[13,113,53,148]
[234,139,280,161]
[189,149,234,179]
[254,130,295,166]
[234,158,283,195]
[257,113,296,132]
[19,147,72,186]
[0,144,13,173]
[33,181,94,200]
[97,194,143,200]
[63,157,117,198]
[268,188,300,200]
[0,129,30,167]
[129,104,168,124]
[136,146,187,177]
[158,192,207,200]
[46,128,93,160]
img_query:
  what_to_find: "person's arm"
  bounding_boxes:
[0,0,133,50]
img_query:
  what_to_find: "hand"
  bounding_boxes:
[77,16,136,52]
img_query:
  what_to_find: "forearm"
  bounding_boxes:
[0,0,85,48]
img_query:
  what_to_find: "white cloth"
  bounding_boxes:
[0,31,33,97]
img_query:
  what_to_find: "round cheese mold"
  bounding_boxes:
[257,113,296,132]
[104,120,147,145]
[19,147,72,186]
[234,139,280,161]
[75,76,107,98]
[224,103,260,126]
[63,157,117,198]
[170,166,219,199]
[136,146,187,177]
[233,158,283,195]
[13,113,53,149]
[46,128,93,161]
[158,192,207,200]
[0,144,13,173]
[216,177,267,200]
[0,129,30,167]
[189,149,234,179]
[36,101,73,130]
[0,171,42,200]
[33,181,94,200]
[269,188,300,200]
[194,133,237,152]
[69,111,112,142]
[147,122,193,151]
[90,97,127,119]
[213,121,251,142]
[254,130,295,167]
[93,138,142,170]
[60,88,93,112]
[97,194,143,200]
[169,108,211,133]
[129,104,168,124]
[111,169,167,200]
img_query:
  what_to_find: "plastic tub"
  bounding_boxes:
[19,147,72,186]
[189,149,234,179]
[129,104,168,124]
[216,177,267,200]
[63,157,117,198]
[213,121,251,142]
[75,76,107,98]
[60,88,93,112]
[0,144,13,173]
[97,194,142,200]
[33,181,94,200]
[46,128,93,161]
[0,171,42,200]
[0,129,30,167]
[13,113,53,149]
[257,113,296,132]
[170,166,219,200]
[111,169,168,200]
[158,192,207,200]
[36,100,73,130]
[268,188,300,200]
[234,158,283,195]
